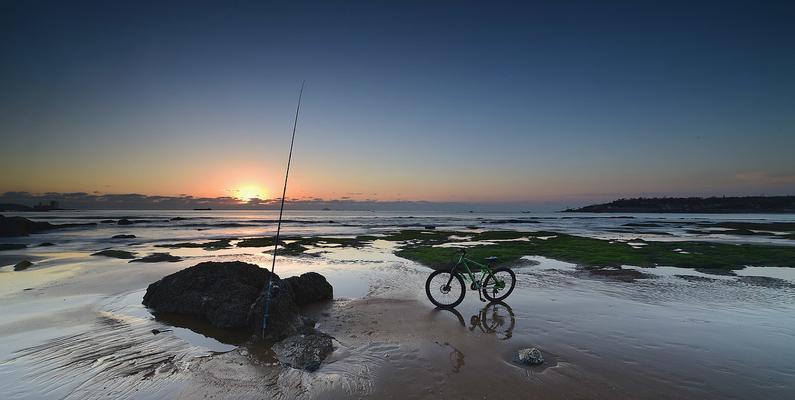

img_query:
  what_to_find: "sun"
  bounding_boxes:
[234,185,268,202]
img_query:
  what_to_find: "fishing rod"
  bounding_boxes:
[262,81,305,337]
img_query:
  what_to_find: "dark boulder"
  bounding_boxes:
[1,215,53,237]
[249,280,305,340]
[284,272,333,306]
[117,219,133,225]
[111,234,136,239]
[130,253,182,263]
[143,261,270,329]
[38,242,55,247]
[142,261,333,340]
[272,332,334,372]
[92,249,136,259]
[0,215,94,237]
[14,260,33,271]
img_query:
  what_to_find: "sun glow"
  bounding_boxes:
[234,185,268,202]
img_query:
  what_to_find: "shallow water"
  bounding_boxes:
[1,210,794,399]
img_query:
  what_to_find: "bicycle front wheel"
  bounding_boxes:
[425,270,466,308]
[482,267,516,302]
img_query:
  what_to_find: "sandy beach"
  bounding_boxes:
[1,211,794,399]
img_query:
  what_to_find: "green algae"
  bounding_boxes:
[230,229,795,271]
[387,230,795,270]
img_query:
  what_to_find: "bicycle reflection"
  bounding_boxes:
[433,302,515,340]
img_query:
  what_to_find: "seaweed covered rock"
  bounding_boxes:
[249,280,305,340]
[142,261,334,340]
[284,272,333,306]
[143,261,268,329]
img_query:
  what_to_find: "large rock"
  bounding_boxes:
[143,261,269,329]
[284,272,333,306]
[272,332,334,372]
[142,261,333,340]
[0,215,53,237]
[249,279,305,341]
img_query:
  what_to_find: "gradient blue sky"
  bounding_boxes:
[1,1,793,210]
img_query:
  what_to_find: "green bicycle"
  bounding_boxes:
[425,248,516,308]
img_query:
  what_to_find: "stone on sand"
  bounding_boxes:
[129,253,182,263]
[271,332,334,372]
[13,260,33,271]
[516,347,544,365]
[92,249,136,259]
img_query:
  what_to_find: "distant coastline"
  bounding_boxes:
[0,201,64,212]
[564,196,795,213]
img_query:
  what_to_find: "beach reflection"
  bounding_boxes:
[433,302,515,340]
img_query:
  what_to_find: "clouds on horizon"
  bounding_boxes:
[0,191,545,212]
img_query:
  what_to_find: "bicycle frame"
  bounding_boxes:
[449,253,498,288]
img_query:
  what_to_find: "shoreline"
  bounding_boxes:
[1,212,795,398]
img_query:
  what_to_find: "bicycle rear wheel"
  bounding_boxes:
[482,267,516,302]
[425,270,466,308]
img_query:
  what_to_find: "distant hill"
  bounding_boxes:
[0,201,63,212]
[563,196,795,213]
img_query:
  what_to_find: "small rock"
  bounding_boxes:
[272,332,334,372]
[92,249,136,259]
[516,347,544,365]
[130,253,182,263]
[117,219,133,225]
[38,242,55,247]
[14,260,33,271]
[111,234,136,239]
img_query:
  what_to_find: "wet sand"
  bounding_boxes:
[2,212,795,399]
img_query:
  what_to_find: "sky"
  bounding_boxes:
[1,1,794,210]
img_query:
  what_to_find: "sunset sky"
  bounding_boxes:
[1,1,794,210]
